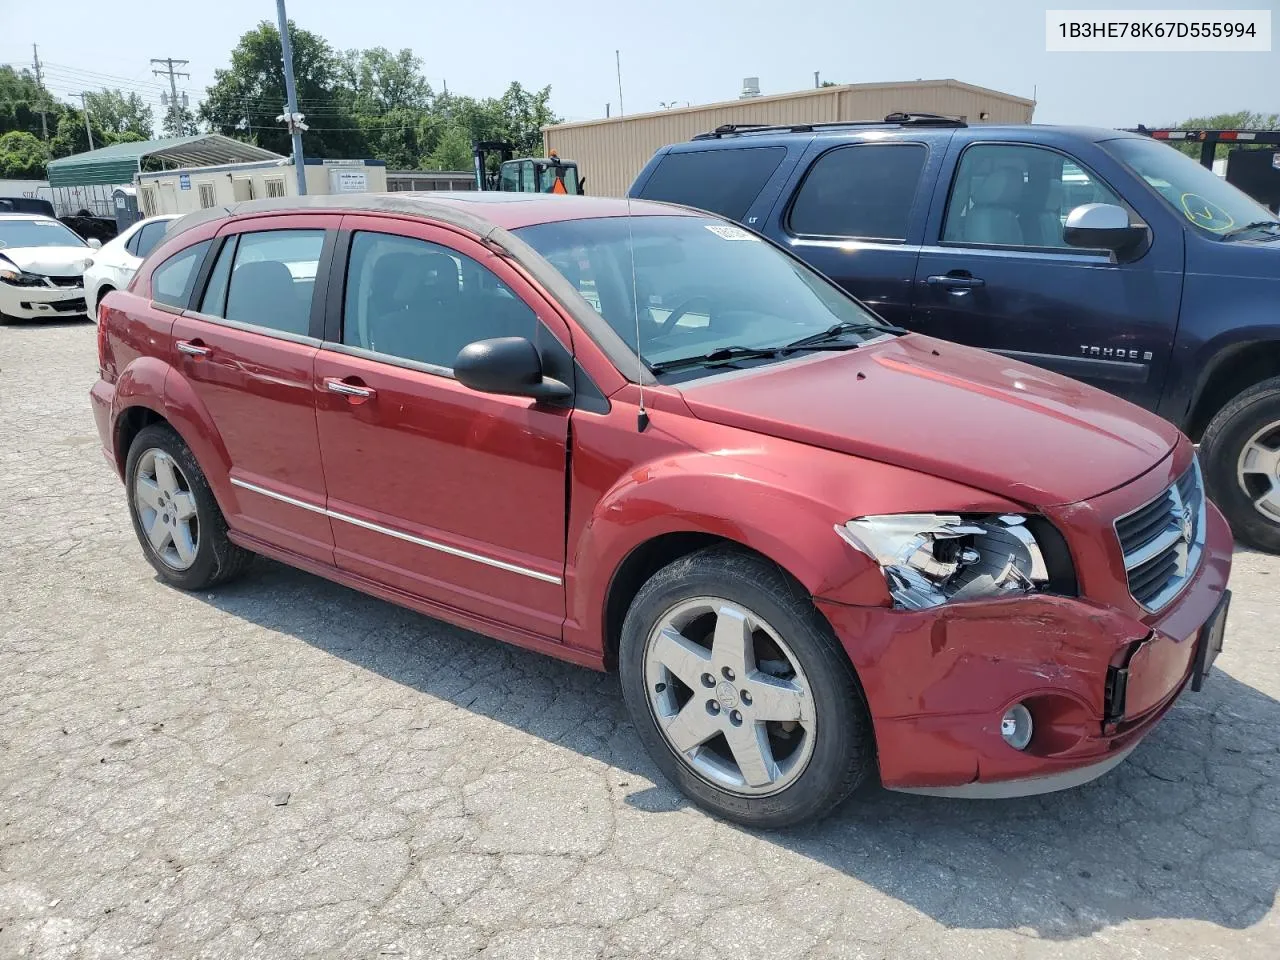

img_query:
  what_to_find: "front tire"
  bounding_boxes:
[93,285,115,320]
[619,546,873,828]
[1200,376,1280,553]
[125,423,254,590]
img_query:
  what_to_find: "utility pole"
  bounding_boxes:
[32,44,47,140]
[79,93,94,150]
[275,0,308,195]
[151,57,190,134]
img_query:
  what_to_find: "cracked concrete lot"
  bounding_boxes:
[2,319,1278,960]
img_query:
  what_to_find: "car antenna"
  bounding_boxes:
[618,51,649,433]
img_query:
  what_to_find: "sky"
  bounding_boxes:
[1,0,1274,130]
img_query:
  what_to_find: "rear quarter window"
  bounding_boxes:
[636,146,786,221]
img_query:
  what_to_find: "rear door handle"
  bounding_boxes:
[927,274,986,289]
[176,339,211,357]
[324,377,375,400]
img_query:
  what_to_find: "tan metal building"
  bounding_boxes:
[543,79,1036,197]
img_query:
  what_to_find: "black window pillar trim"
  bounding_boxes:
[323,228,353,344]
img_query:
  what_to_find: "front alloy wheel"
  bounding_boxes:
[644,597,816,796]
[620,546,872,828]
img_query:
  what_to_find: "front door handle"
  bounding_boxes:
[176,339,211,357]
[927,274,986,290]
[324,377,376,400]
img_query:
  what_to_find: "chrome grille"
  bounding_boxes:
[1114,460,1206,613]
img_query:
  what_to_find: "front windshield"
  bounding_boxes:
[1106,137,1279,238]
[514,215,885,369]
[0,217,87,250]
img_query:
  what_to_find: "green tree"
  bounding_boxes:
[0,66,57,139]
[341,47,431,114]
[1167,111,1280,161]
[161,103,200,138]
[83,88,154,140]
[48,108,109,158]
[426,124,473,171]
[200,20,365,158]
[0,130,49,178]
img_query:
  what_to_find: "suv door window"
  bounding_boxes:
[789,143,927,241]
[637,146,787,221]
[151,240,212,308]
[943,143,1124,249]
[200,229,324,336]
[342,231,536,369]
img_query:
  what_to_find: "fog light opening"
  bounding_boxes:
[1000,703,1033,751]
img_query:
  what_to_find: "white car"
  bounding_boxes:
[0,213,100,323]
[81,215,179,317]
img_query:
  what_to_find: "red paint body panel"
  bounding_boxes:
[680,335,1181,507]
[89,195,1234,796]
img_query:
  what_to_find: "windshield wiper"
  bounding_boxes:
[650,345,781,374]
[783,320,905,350]
[1223,219,1280,240]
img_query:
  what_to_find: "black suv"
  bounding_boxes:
[630,115,1280,552]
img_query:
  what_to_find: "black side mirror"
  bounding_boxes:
[1063,203,1149,259]
[454,337,572,403]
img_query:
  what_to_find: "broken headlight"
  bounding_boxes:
[836,514,1051,610]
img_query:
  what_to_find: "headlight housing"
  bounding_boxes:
[0,264,48,287]
[837,513,1053,610]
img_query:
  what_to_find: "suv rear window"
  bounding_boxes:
[636,146,786,221]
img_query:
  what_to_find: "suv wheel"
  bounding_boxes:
[1200,375,1280,553]
[618,546,873,828]
[125,423,255,589]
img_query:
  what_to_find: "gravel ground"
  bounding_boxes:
[2,318,1278,960]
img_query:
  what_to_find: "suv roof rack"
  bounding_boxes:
[692,112,968,140]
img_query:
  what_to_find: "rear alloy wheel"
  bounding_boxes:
[1201,376,1280,553]
[620,546,872,828]
[125,423,254,590]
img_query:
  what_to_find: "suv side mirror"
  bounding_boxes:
[87,237,103,250]
[1064,203,1148,258]
[454,336,572,403]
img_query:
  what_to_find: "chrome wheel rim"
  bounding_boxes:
[1236,420,1280,523]
[133,449,200,571]
[643,597,816,797]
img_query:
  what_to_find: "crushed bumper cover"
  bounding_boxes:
[817,501,1233,796]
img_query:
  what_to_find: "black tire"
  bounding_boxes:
[1200,375,1280,553]
[94,285,114,319]
[124,423,255,590]
[618,545,873,828]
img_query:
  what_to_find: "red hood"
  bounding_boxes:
[677,334,1179,507]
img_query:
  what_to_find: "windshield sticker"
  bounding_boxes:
[704,224,759,241]
[1179,193,1235,233]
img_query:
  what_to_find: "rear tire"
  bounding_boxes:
[1200,375,1280,553]
[125,423,255,590]
[619,545,873,828]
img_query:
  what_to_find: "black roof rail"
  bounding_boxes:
[691,112,967,140]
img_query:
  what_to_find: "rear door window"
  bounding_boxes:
[788,143,928,241]
[199,229,324,336]
[636,146,787,221]
[134,221,169,258]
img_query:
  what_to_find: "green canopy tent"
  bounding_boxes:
[45,135,282,216]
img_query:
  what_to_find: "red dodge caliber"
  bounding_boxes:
[91,193,1232,827]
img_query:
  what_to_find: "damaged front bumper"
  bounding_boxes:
[816,498,1233,797]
